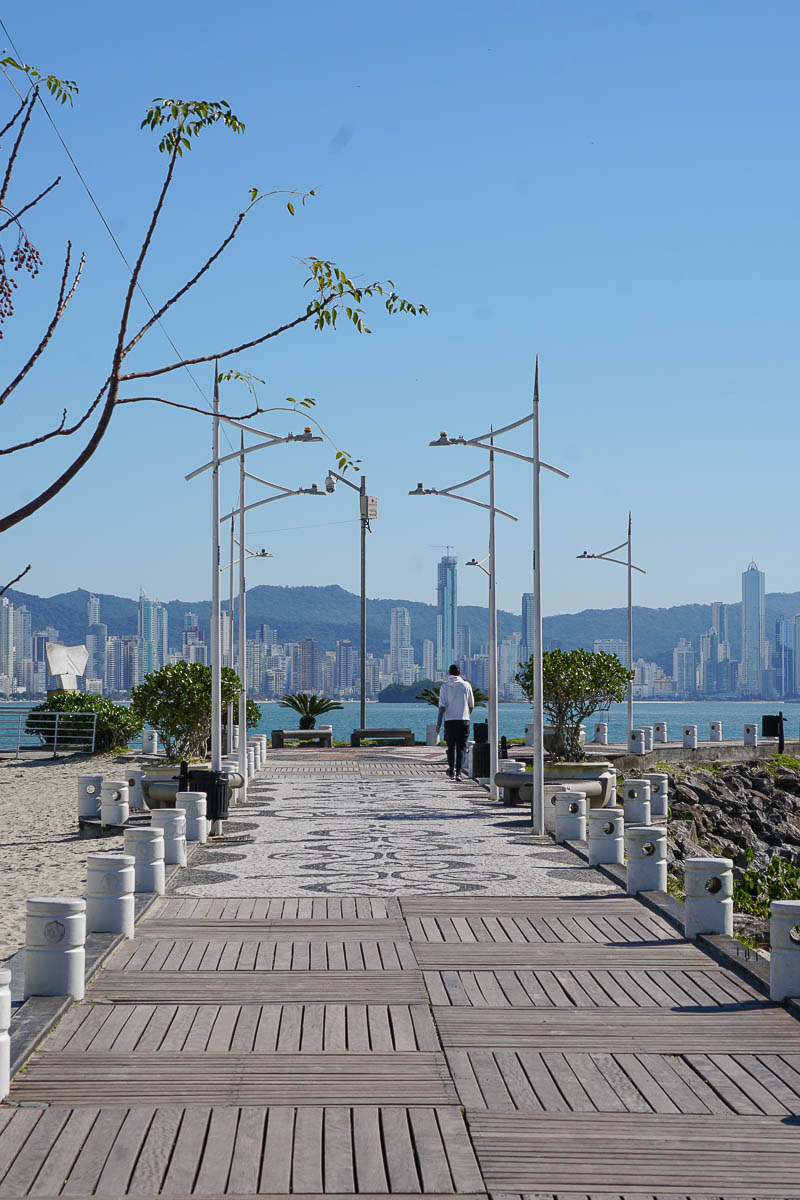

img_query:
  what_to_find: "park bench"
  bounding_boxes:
[350,728,415,747]
[271,728,332,749]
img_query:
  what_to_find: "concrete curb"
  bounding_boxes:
[8,842,200,1078]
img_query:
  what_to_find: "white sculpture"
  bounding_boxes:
[45,642,89,691]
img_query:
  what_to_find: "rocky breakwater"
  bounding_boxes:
[655,761,800,946]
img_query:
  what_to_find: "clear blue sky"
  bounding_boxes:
[2,1,798,619]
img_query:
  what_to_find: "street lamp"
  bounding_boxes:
[577,513,646,741]
[429,360,568,835]
[324,470,376,729]
[409,469,517,800]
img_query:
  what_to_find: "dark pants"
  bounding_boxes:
[444,720,470,776]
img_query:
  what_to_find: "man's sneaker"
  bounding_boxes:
[455,772,463,782]
[446,770,454,779]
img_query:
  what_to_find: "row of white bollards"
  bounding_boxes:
[623,721,765,753]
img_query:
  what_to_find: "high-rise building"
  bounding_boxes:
[87,594,100,627]
[336,639,356,692]
[299,637,320,692]
[710,601,729,643]
[422,639,435,680]
[138,591,168,675]
[672,637,697,695]
[774,616,794,698]
[184,611,199,630]
[436,555,458,672]
[457,625,472,664]
[594,637,628,664]
[389,607,413,677]
[521,593,534,663]
[740,562,765,695]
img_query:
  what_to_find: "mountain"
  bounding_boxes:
[6,584,800,670]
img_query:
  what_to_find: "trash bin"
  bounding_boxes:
[472,742,490,779]
[179,766,229,822]
[473,722,488,743]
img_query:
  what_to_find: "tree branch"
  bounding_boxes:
[0,175,60,234]
[0,94,29,142]
[0,243,83,407]
[116,394,263,420]
[0,562,31,597]
[0,92,35,209]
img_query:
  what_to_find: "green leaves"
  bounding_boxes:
[277,693,344,722]
[0,58,78,104]
[300,257,427,335]
[516,649,633,761]
[131,661,254,760]
[140,97,245,155]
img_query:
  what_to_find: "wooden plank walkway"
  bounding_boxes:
[1,893,800,1198]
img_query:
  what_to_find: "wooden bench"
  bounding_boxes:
[271,728,332,749]
[350,728,415,747]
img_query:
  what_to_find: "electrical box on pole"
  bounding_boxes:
[361,495,378,520]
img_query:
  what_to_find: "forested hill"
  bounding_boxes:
[7,583,800,672]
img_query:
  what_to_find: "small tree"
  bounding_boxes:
[515,649,631,761]
[131,661,259,760]
[278,693,343,730]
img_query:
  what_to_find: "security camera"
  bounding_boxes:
[324,473,336,494]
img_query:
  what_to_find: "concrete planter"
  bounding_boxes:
[544,760,615,809]
[543,725,586,754]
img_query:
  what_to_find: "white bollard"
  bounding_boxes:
[426,723,439,746]
[231,724,240,752]
[622,779,651,825]
[744,722,758,747]
[500,761,526,803]
[24,898,86,1000]
[642,772,669,820]
[625,826,667,895]
[100,781,129,826]
[524,722,534,746]
[123,827,165,895]
[247,746,256,779]
[150,809,187,867]
[554,791,586,843]
[543,783,578,834]
[594,722,608,745]
[0,969,10,1101]
[588,807,625,865]
[86,853,135,938]
[770,900,800,1002]
[253,737,265,769]
[710,720,723,742]
[654,721,668,743]
[77,774,103,820]
[176,791,208,844]
[684,856,733,939]
[641,726,654,751]
[682,724,698,749]
[628,729,646,755]
[142,728,159,755]
[127,768,148,812]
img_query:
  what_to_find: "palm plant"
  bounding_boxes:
[278,692,343,729]
[417,683,487,708]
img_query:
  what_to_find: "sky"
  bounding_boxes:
[1,1,798,620]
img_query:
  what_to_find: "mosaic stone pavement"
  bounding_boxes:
[174,769,620,897]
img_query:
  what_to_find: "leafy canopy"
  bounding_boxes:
[0,58,78,104]
[516,648,632,761]
[25,691,142,753]
[278,693,343,719]
[131,661,259,761]
[141,97,245,156]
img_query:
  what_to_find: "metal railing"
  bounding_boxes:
[0,707,97,756]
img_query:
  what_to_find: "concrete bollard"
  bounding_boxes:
[127,768,148,812]
[544,783,579,834]
[176,791,208,843]
[684,856,733,939]
[100,781,129,826]
[642,772,669,820]
[123,827,165,895]
[588,807,624,865]
[0,969,10,1101]
[247,746,256,779]
[77,774,103,820]
[86,853,135,938]
[628,729,646,755]
[623,779,651,826]
[142,728,159,755]
[710,720,723,742]
[253,737,265,769]
[426,723,439,746]
[625,826,667,895]
[594,722,608,745]
[744,722,758,747]
[151,809,187,867]
[500,761,526,803]
[524,722,534,746]
[554,791,586,843]
[231,724,240,751]
[641,726,654,751]
[682,724,698,749]
[770,900,800,1002]
[654,721,668,743]
[24,897,86,1000]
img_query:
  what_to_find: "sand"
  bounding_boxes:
[0,751,141,961]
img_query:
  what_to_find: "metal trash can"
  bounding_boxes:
[472,742,490,779]
[179,766,229,822]
[473,722,488,743]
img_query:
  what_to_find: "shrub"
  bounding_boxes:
[131,661,259,760]
[515,648,632,761]
[25,692,142,753]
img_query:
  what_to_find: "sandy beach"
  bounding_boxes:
[0,751,138,961]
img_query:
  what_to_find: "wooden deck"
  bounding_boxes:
[2,892,800,1198]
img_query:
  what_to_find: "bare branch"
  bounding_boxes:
[0,94,28,142]
[0,390,102,455]
[0,92,35,209]
[0,563,31,597]
[116,394,263,420]
[0,175,60,234]
[119,298,333,383]
[0,243,84,407]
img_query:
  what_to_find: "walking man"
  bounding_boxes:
[435,663,475,781]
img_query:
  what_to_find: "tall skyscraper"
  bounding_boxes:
[710,601,728,642]
[87,594,100,627]
[422,639,435,680]
[299,637,320,692]
[389,607,413,677]
[335,638,356,691]
[138,591,169,675]
[672,637,697,694]
[521,593,534,663]
[740,562,765,694]
[436,555,458,671]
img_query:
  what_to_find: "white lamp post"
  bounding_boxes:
[577,513,646,742]
[409,467,517,800]
[429,360,568,834]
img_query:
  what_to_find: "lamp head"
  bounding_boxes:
[408,483,427,496]
[429,432,452,447]
[466,558,479,566]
